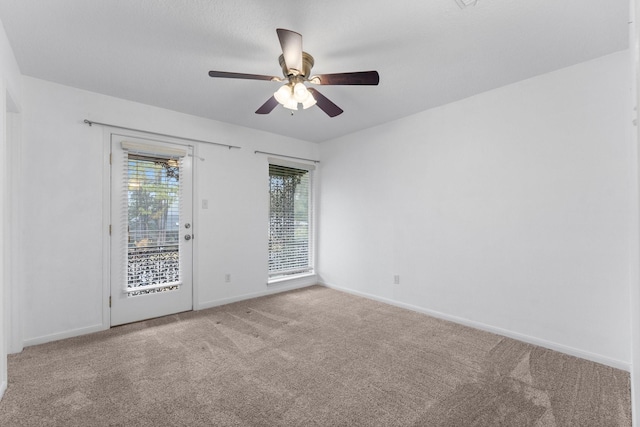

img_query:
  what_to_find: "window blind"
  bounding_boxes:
[121,140,187,158]
[268,163,313,278]
[121,147,184,295]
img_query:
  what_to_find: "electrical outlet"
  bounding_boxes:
[225,273,231,283]
[393,275,400,285]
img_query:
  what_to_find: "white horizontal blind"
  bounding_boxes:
[268,163,313,278]
[121,140,187,158]
[122,149,184,295]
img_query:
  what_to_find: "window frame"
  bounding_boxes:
[267,157,316,283]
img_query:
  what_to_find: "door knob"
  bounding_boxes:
[184,234,192,241]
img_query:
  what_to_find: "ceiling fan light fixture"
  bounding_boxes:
[274,84,299,110]
[274,82,309,110]
[284,99,299,110]
[274,84,293,105]
[293,82,311,103]
[302,93,317,109]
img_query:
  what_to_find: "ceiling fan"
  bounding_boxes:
[208,28,379,117]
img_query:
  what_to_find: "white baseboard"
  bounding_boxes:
[18,282,629,372]
[22,282,317,348]
[23,323,108,348]
[632,365,640,427]
[197,281,316,311]
[0,380,6,401]
[319,281,630,372]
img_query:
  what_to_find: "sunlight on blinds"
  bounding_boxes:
[268,164,313,278]
[124,154,182,295]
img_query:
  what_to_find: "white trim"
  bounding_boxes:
[23,324,107,348]
[191,144,200,310]
[0,379,6,401]
[7,106,22,354]
[628,2,640,425]
[102,127,112,330]
[268,272,316,286]
[1,84,7,401]
[197,282,315,311]
[268,272,316,284]
[319,281,631,372]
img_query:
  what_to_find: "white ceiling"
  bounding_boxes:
[0,0,630,143]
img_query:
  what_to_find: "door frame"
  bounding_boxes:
[101,127,200,328]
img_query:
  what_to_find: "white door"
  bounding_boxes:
[110,133,193,326]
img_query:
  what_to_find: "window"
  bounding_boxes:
[120,140,187,296]
[126,154,181,295]
[268,161,314,280]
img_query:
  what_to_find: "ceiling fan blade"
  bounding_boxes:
[310,71,380,85]
[307,88,343,117]
[255,96,279,114]
[209,70,280,81]
[276,28,303,75]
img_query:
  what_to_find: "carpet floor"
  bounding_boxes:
[0,285,631,426]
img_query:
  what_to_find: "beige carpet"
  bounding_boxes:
[0,285,631,426]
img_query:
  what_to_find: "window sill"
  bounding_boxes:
[268,272,316,286]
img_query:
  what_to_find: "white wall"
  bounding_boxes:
[630,1,640,424]
[318,50,635,369]
[18,76,318,346]
[0,17,22,400]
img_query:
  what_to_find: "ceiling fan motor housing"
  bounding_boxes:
[279,52,315,78]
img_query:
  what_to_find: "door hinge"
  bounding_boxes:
[109,224,112,235]
[109,296,112,307]
[109,153,112,165]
